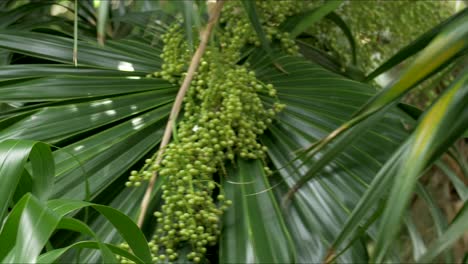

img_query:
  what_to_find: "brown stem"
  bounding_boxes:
[137,0,225,227]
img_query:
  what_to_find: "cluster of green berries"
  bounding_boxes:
[122,1,305,262]
[136,49,283,262]
[219,0,314,56]
[153,23,192,83]
[116,243,133,264]
[125,152,158,187]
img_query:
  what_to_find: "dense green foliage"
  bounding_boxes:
[307,1,454,72]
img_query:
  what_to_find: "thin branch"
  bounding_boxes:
[137,0,225,227]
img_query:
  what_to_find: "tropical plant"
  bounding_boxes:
[0,0,467,263]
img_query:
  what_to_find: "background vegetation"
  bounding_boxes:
[0,0,466,263]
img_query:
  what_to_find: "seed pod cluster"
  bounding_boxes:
[219,0,313,56]
[121,1,309,263]
[142,49,284,262]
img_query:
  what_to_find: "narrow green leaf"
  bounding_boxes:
[0,64,144,81]
[404,216,426,261]
[220,159,296,263]
[0,139,54,221]
[0,140,31,221]
[372,71,468,262]
[416,183,453,263]
[72,186,151,263]
[92,205,152,263]
[0,50,11,65]
[295,39,364,80]
[286,110,385,198]
[56,218,117,263]
[51,106,167,200]
[180,0,197,50]
[357,11,468,117]
[250,53,410,262]
[326,146,405,259]
[290,1,343,38]
[240,0,273,59]
[105,39,163,62]
[0,90,174,143]
[111,10,172,38]
[417,204,468,263]
[0,194,61,264]
[0,2,55,29]
[325,12,356,65]
[47,199,152,263]
[0,30,161,72]
[0,193,29,261]
[263,122,380,263]
[437,161,468,201]
[0,76,174,102]
[366,8,468,81]
[27,141,54,201]
[38,241,145,264]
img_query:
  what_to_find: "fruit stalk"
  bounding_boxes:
[137,0,225,227]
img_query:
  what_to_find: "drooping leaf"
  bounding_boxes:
[0,139,54,221]
[325,12,356,65]
[404,215,427,260]
[366,8,468,81]
[295,39,363,80]
[47,199,153,263]
[38,241,145,264]
[0,194,60,264]
[371,71,468,262]
[289,1,343,38]
[437,160,468,202]
[55,218,117,263]
[179,0,201,50]
[240,0,274,62]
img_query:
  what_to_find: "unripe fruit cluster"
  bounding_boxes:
[138,47,283,262]
[219,0,313,56]
[122,1,306,263]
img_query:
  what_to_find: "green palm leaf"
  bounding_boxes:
[372,70,468,262]
[0,139,152,263]
[253,55,409,262]
[220,159,295,263]
[0,31,161,71]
